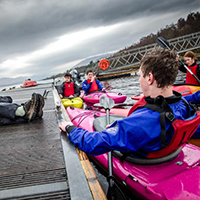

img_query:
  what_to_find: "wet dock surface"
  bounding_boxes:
[0,83,94,199]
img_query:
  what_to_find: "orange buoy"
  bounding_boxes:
[99,59,109,70]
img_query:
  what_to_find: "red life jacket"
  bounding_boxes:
[128,96,200,159]
[186,64,199,85]
[64,82,74,97]
[86,79,99,93]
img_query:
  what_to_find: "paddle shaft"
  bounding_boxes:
[179,60,200,84]
[106,109,114,188]
[100,96,127,200]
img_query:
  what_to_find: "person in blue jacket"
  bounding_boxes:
[82,69,105,94]
[183,92,200,138]
[59,47,200,157]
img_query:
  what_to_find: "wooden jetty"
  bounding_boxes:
[0,82,106,199]
[97,69,137,81]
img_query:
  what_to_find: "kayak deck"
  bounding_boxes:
[61,97,83,108]
[82,91,127,104]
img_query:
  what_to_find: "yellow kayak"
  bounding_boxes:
[61,97,83,108]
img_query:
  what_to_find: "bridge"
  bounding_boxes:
[96,31,200,74]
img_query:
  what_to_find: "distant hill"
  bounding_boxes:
[114,11,200,55]
[0,76,27,86]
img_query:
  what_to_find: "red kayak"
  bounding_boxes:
[132,83,200,100]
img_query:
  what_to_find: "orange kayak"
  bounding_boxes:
[132,84,200,100]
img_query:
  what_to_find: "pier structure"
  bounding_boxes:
[95,31,200,78]
[0,83,106,200]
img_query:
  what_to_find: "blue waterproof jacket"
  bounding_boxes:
[68,91,200,156]
[82,79,104,94]
[183,91,200,138]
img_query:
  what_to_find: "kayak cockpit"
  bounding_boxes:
[93,114,182,165]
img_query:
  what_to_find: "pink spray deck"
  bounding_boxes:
[131,84,200,100]
[66,107,200,199]
[81,90,127,104]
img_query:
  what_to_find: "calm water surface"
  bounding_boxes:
[103,74,141,103]
[102,71,186,103]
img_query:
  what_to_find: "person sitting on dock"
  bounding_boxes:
[179,51,200,85]
[58,72,80,99]
[0,93,44,125]
[59,47,200,158]
[82,69,105,94]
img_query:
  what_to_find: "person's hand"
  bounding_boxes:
[102,87,106,91]
[106,124,111,129]
[59,121,73,132]
[59,94,63,99]
[69,95,74,97]
[91,75,96,82]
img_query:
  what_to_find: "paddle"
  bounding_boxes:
[156,37,200,84]
[99,96,126,200]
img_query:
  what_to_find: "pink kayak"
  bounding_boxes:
[66,106,200,199]
[131,84,200,100]
[81,91,127,104]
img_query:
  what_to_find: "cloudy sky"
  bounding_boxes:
[0,0,199,80]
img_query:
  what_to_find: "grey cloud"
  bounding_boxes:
[0,0,199,79]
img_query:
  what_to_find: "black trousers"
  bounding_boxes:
[0,96,27,125]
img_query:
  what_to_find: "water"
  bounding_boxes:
[103,74,142,104]
[101,71,186,103]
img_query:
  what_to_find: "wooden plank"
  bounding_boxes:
[81,159,107,200]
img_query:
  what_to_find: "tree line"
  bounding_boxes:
[124,12,200,51]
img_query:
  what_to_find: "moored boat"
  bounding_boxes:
[61,97,83,108]
[66,106,200,199]
[22,80,37,88]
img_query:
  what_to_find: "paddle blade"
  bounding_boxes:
[100,96,115,110]
[156,37,170,49]
[107,182,127,200]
